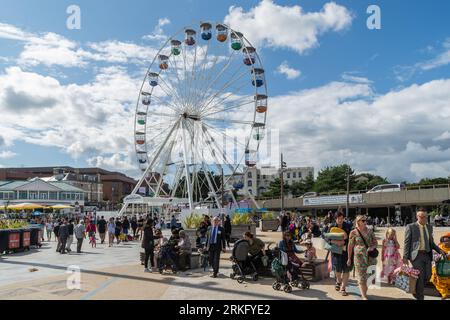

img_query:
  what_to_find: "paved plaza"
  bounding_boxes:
[0,227,448,300]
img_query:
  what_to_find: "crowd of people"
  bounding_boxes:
[34,208,450,300]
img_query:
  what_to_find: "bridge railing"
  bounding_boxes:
[255,184,450,202]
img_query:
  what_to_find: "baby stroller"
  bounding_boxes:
[271,249,310,293]
[229,239,258,283]
[196,234,209,271]
[157,240,178,274]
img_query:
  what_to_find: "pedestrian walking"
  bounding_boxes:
[324,211,352,296]
[224,215,232,249]
[142,219,156,272]
[115,217,122,244]
[97,216,107,244]
[131,216,138,239]
[46,219,54,242]
[86,220,97,248]
[403,208,446,300]
[74,220,85,253]
[58,219,69,254]
[66,219,74,252]
[347,215,378,300]
[206,216,226,278]
[123,216,130,241]
[54,220,61,252]
[107,217,115,247]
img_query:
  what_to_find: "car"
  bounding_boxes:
[299,192,318,198]
[366,183,406,193]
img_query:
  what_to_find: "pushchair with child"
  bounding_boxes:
[196,232,209,271]
[229,239,259,283]
[157,239,178,274]
[271,248,310,293]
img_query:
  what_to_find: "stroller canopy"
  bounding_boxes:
[232,239,250,262]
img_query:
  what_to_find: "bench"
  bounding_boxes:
[298,259,330,282]
[140,251,201,270]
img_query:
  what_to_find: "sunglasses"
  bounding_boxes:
[361,220,367,223]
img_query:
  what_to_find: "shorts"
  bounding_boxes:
[332,251,351,273]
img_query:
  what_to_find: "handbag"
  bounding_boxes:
[436,257,450,278]
[357,228,379,258]
[395,273,417,294]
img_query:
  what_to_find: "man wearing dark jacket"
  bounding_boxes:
[206,216,226,278]
[58,219,69,254]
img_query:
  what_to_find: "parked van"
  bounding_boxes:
[367,184,406,193]
[299,192,318,198]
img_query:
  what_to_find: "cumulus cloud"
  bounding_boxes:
[0,22,157,67]
[276,61,301,79]
[267,78,450,182]
[143,18,171,42]
[0,151,17,159]
[0,66,141,176]
[224,0,353,54]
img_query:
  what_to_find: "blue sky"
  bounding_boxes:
[0,0,450,182]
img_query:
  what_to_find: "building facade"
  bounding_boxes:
[0,167,137,207]
[0,178,85,206]
[226,166,315,198]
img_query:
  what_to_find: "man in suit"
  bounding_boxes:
[403,207,445,300]
[206,216,226,278]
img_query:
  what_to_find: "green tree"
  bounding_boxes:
[314,164,355,193]
[261,178,289,198]
[175,171,222,203]
[289,173,315,197]
[418,177,449,185]
[354,173,389,191]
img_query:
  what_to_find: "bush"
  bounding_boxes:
[232,213,252,225]
[262,212,276,220]
[182,213,204,229]
[0,220,28,230]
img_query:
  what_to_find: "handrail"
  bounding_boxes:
[255,183,450,201]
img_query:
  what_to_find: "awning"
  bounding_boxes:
[7,203,46,210]
[50,205,74,209]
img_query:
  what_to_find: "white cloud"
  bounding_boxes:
[224,0,353,54]
[267,78,450,182]
[341,73,372,84]
[0,66,141,175]
[0,22,158,68]
[276,61,301,79]
[0,151,17,159]
[395,38,450,81]
[142,18,171,42]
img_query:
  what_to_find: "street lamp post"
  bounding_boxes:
[280,153,287,213]
[346,165,350,218]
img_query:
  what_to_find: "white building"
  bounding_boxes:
[240,166,314,197]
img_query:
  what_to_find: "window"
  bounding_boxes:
[39,192,48,200]
[29,192,38,200]
[247,172,252,178]
[257,174,260,180]
[248,180,253,187]
[49,192,58,200]
[299,172,302,179]
[18,191,28,199]
[263,175,266,179]
[293,172,296,178]
[287,173,290,179]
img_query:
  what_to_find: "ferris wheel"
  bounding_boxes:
[121,22,268,213]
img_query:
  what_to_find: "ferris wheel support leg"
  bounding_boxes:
[119,118,181,216]
[181,119,194,210]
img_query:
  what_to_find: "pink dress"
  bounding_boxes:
[381,239,401,283]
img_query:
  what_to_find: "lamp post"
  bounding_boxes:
[280,153,287,213]
[346,165,350,218]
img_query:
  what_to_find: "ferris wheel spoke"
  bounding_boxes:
[201,124,238,172]
[202,116,255,126]
[202,99,254,118]
[195,47,239,110]
[158,77,185,110]
[199,68,250,114]
[149,94,182,113]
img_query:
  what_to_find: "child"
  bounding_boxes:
[431,232,450,299]
[86,220,97,248]
[301,239,317,267]
[381,228,401,284]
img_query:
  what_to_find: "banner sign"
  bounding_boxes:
[303,194,363,206]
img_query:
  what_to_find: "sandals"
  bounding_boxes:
[335,283,341,291]
[340,290,349,296]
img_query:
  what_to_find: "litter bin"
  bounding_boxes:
[21,228,31,251]
[7,229,21,252]
[29,226,42,248]
[0,229,8,254]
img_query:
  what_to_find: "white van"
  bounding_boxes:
[367,184,406,193]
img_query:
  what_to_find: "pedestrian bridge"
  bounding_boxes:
[255,184,450,210]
